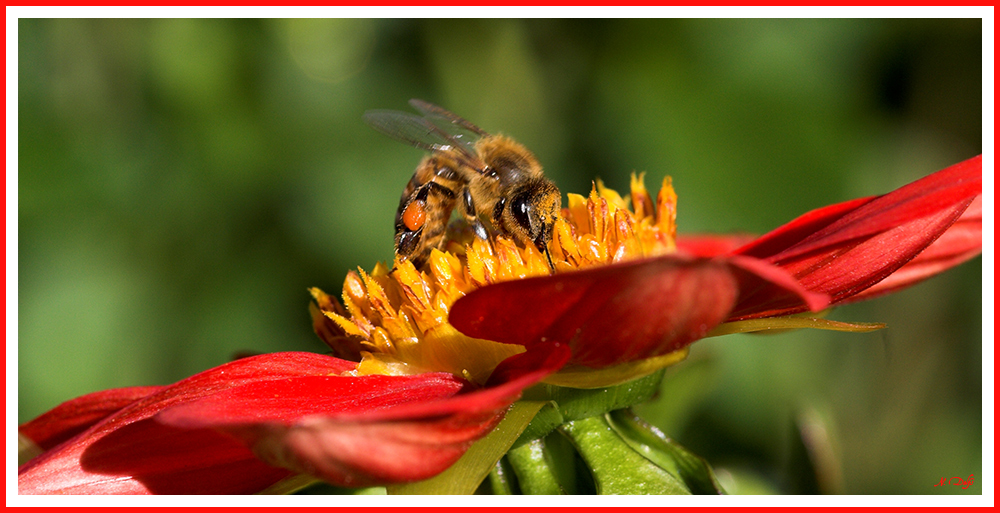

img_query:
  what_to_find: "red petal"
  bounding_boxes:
[733,155,982,316]
[726,255,830,320]
[157,373,470,427]
[18,352,351,494]
[157,344,570,487]
[20,386,164,452]
[450,255,823,368]
[156,373,474,488]
[845,194,982,303]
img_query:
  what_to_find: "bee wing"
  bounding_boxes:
[363,109,479,160]
[409,99,490,138]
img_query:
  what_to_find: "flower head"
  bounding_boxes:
[19,156,981,494]
[309,174,705,387]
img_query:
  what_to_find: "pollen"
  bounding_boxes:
[310,174,679,384]
[402,200,427,231]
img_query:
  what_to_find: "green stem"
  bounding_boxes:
[506,439,564,494]
[559,415,689,495]
[487,458,518,495]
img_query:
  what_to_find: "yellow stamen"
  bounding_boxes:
[630,172,654,220]
[311,175,683,386]
[654,176,678,253]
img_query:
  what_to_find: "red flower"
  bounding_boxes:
[18,156,981,494]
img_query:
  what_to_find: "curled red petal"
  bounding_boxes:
[18,352,351,494]
[450,255,822,368]
[20,386,165,452]
[726,255,830,320]
[486,340,573,388]
[844,194,982,303]
[157,343,570,487]
[734,155,982,314]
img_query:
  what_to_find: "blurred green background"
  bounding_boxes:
[18,19,982,494]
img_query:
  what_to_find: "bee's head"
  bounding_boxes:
[505,178,562,254]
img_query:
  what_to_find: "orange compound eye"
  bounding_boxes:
[402,200,427,231]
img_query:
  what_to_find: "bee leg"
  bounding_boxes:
[543,246,556,272]
[461,187,489,240]
[395,181,456,267]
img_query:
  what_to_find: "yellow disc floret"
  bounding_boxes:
[310,174,680,385]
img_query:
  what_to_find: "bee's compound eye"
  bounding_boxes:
[510,193,533,231]
[402,200,427,231]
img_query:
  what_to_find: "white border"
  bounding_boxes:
[8,7,993,508]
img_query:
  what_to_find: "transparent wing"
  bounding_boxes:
[363,109,459,151]
[363,107,483,160]
[408,99,489,139]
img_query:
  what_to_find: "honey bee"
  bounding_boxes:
[364,99,561,270]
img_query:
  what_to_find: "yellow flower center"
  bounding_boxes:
[310,174,679,386]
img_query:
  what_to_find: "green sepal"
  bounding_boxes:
[560,415,690,495]
[511,401,565,449]
[517,369,665,444]
[708,315,884,337]
[607,409,726,494]
[545,369,666,420]
[386,400,546,495]
[524,370,663,428]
